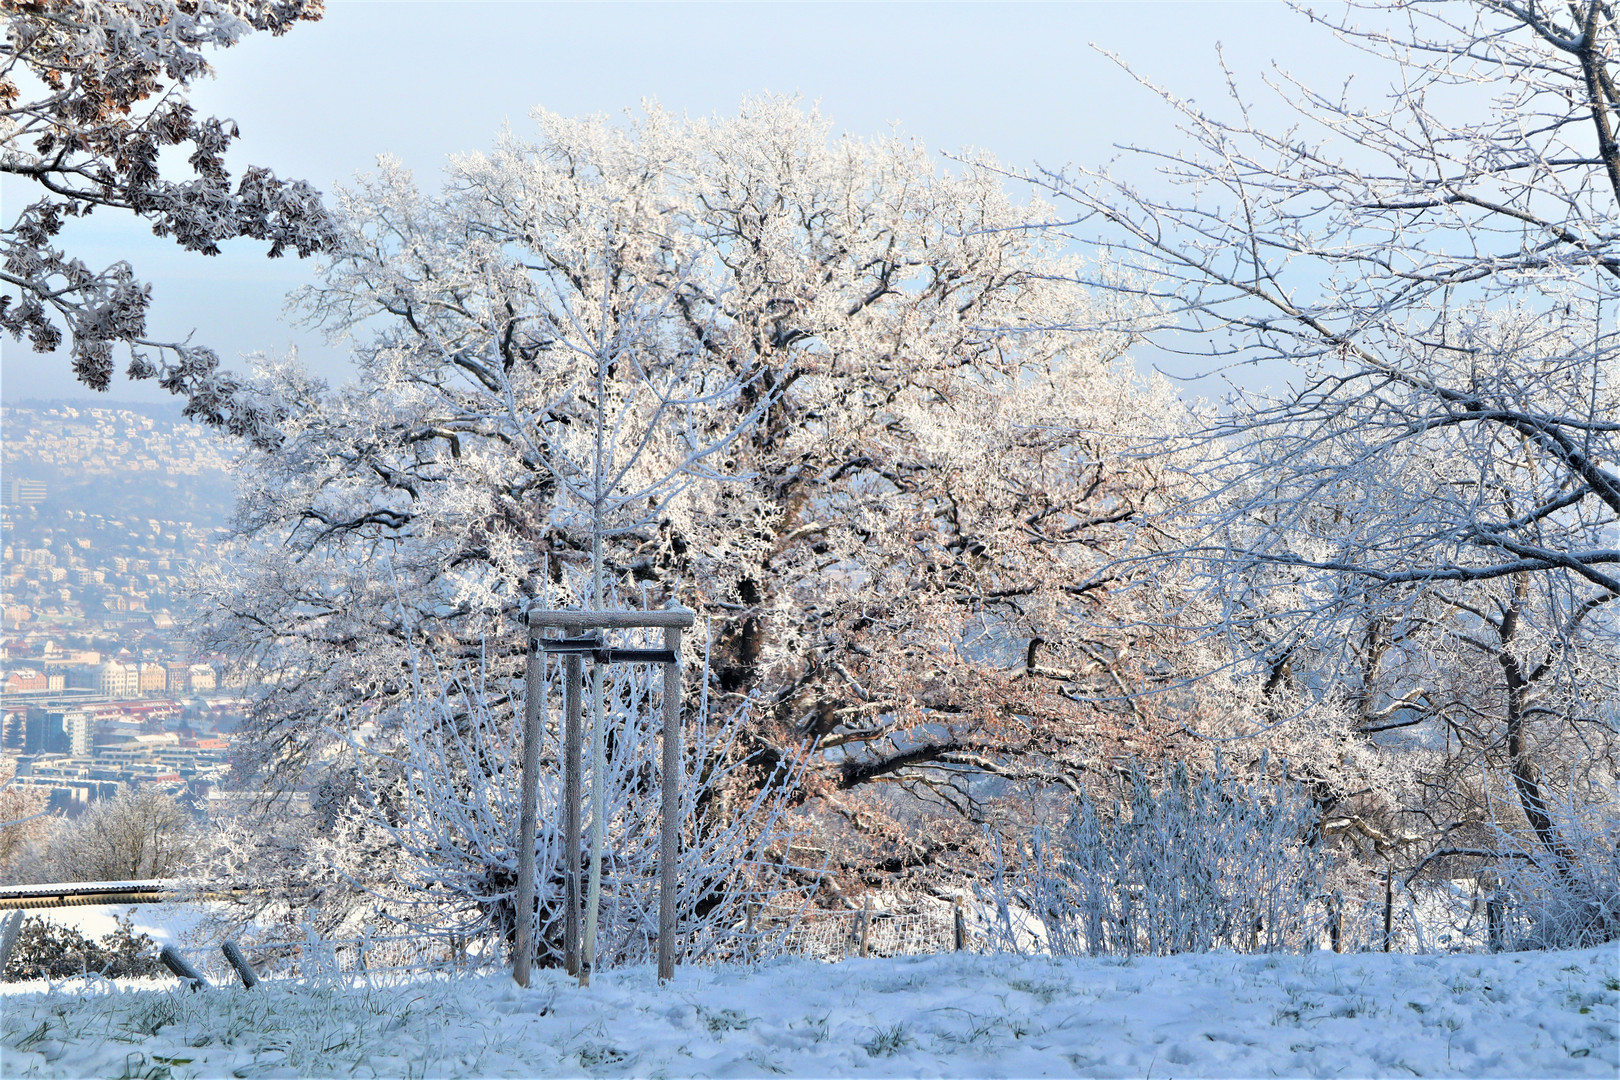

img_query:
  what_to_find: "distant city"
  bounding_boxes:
[2,402,247,814]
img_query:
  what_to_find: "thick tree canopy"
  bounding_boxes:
[203,100,1217,886]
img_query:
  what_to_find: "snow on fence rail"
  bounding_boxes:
[188,906,972,986]
[181,884,1497,987]
[0,876,1520,988]
[767,904,972,961]
[191,931,507,986]
[164,903,967,986]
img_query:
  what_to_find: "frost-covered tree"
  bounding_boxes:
[201,99,1212,892]
[312,639,807,966]
[1022,1,1620,892]
[1,0,336,440]
[187,618,812,968]
[0,769,51,881]
[40,787,193,882]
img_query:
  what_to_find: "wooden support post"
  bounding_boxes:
[525,605,693,988]
[1487,890,1504,953]
[221,941,258,988]
[513,633,545,988]
[159,944,208,990]
[953,897,967,952]
[658,623,682,983]
[582,655,607,987]
[859,896,872,958]
[0,909,23,976]
[564,622,583,978]
[1330,890,1344,954]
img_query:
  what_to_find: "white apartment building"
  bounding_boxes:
[64,712,93,755]
[94,660,139,697]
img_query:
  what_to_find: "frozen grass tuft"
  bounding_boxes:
[1,980,517,1078]
[860,1022,913,1057]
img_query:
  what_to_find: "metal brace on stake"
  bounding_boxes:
[512,604,695,989]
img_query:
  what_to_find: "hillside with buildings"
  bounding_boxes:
[1,403,245,817]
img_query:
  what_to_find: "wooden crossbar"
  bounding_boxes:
[527,607,695,629]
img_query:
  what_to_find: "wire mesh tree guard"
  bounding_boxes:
[512,605,695,989]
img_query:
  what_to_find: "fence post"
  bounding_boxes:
[953,897,967,952]
[449,932,465,974]
[0,910,23,977]
[159,945,209,991]
[1487,889,1504,952]
[1330,890,1343,954]
[564,622,583,978]
[658,623,682,983]
[859,896,872,959]
[513,629,546,988]
[220,941,258,989]
[1382,865,1395,953]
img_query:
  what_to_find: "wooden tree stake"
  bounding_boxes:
[564,622,584,977]
[513,637,546,988]
[658,623,682,983]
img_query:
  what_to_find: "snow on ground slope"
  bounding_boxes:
[1,947,1615,1078]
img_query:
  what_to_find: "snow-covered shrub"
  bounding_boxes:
[42,789,195,883]
[988,756,1331,956]
[1488,794,1619,951]
[1,913,160,980]
[315,629,814,971]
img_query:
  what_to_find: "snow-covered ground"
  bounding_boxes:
[2,947,1615,1078]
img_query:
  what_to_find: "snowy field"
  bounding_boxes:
[1,947,1616,1078]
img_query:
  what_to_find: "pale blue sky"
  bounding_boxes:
[2,1,1359,403]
